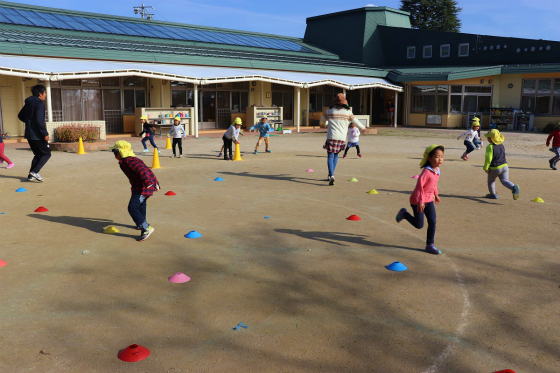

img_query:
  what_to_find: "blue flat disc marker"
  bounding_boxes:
[214,177,224,181]
[185,230,202,238]
[15,188,27,192]
[385,261,407,271]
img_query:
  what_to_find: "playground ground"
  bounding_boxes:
[0,129,559,373]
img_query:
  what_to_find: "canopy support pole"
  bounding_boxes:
[394,92,398,128]
[46,80,53,123]
[369,88,373,127]
[194,84,198,138]
[296,87,300,133]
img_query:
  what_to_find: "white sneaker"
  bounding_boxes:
[329,176,335,186]
[30,172,43,182]
[179,154,182,158]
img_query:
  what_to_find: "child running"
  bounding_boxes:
[222,118,242,160]
[250,115,274,154]
[546,126,560,170]
[483,129,520,200]
[139,116,160,154]
[112,140,160,241]
[0,134,14,169]
[457,118,481,160]
[169,116,186,158]
[396,144,444,255]
[343,122,362,159]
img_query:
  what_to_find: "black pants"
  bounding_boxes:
[28,139,51,174]
[343,145,361,156]
[222,136,233,159]
[403,202,436,245]
[172,138,182,155]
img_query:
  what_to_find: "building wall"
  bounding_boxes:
[0,75,27,136]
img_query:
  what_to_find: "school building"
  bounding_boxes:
[0,1,559,138]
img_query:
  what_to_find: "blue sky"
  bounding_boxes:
[6,0,560,41]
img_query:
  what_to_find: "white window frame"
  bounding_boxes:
[423,45,433,58]
[440,44,450,58]
[407,46,416,59]
[459,43,469,57]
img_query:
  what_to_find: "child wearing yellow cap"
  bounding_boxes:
[483,129,519,200]
[396,144,444,255]
[139,116,160,154]
[169,116,186,158]
[111,141,160,241]
[222,118,242,160]
[218,118,244,157]
[457,119,482,160]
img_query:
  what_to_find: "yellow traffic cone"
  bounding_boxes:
[232,142,243,161]
[77,137,87,154]
[151,148,162,169]
[164,135,172,150]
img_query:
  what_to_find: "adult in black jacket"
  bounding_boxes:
[18,85,50,182]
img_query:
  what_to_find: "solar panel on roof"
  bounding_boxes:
[0,5,319,54]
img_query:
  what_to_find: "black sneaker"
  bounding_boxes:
[138,226,154,241]
[27,174,34,181]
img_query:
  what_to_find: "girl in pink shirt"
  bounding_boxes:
[396,144,444,255]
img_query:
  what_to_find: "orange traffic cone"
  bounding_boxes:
[151,148,162,169]
[77,137,87,154]
[232,142,243,161]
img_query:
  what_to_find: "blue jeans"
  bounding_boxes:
[142,135,158,150]
[128,194,149,230]
[464,140,476,154]
[327,152,339,177]
[403,202,436,245]
[473,138,482,149]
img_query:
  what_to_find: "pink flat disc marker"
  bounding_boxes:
[168,272,191,283]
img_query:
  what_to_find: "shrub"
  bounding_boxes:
[543,121,560,134]
[55,124,100,143]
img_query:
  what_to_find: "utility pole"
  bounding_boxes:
[133,4,155,20]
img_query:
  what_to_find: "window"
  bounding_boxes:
[521,78,560,115]
[407,46,416,59]
[423,45,432,58]
[446,85,493,114]
[411,85,448,113]
[171,81,194,108]
[458,43,469,57]
[123,89,146,113]
[440,44,450,58]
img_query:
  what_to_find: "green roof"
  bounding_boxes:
[0,0,329,55]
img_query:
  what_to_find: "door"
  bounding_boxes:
[201,91,216,129]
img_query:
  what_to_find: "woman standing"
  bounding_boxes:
[321,93,365,185]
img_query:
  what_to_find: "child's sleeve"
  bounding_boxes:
[483,145,493,171]
[411,170,427,204]
[546,132,554,147]
[457,130,468,139]
[350,115,365,130]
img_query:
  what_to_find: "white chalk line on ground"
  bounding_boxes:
[283,194,471,373]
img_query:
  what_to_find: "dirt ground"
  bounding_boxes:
[1,129,559,373]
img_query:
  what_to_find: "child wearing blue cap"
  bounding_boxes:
[250,116,274,154]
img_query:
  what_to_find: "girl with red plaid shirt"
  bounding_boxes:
[321,93,365,185]
[112,140,160,241]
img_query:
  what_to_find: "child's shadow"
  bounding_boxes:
[0,174,31,182]
[27,214,138,238]
[376,188,500,205]
[218,171,327,186]
[275,228,423,252]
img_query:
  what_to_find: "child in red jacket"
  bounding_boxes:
[112,140,160,241]
[396,144,444,255]
[546,128,560,170]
